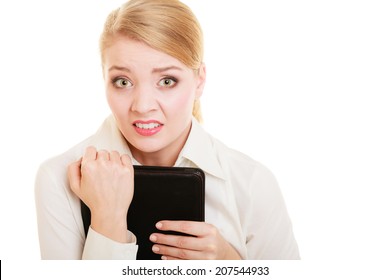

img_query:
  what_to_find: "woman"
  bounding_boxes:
[35,0,299,260]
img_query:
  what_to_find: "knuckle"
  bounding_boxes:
[81,162,98,176]
[205,243,217,253]
[121,154,131,161]
[99,149,109,153]
[176,236,187,248]
[178,249,188,259]
[86,146,96,152]
[80,162,91,172]
[179,221,191,233]
[119,165,132,176]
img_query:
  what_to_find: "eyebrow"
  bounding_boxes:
[152,66,184,73]
[108,65,184,73]
[108,65,131,73]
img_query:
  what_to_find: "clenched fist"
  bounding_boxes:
[67,146,134,243]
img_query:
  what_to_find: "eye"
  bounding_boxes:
[112,77,133,88]
[158,77,177,88]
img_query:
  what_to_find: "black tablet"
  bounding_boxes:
[81,165,205,260]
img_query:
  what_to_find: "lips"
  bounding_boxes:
[133,120,163,136]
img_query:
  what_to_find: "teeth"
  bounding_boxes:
[135,123,161,129]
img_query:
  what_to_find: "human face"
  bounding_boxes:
[103,36,205,166]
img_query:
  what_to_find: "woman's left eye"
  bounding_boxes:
[158,78,177,87]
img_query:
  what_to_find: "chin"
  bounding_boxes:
[129,140,166,154]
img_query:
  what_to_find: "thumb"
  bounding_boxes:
[67,158,82,196]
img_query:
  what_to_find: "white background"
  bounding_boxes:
[0,0,389,278]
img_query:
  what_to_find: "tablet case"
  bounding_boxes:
[80,165,205,260]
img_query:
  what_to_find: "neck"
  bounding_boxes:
[132,151,177,167]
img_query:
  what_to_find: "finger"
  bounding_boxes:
[97,149,110,160]
[151,244,204,260]
[120,154,132,167]
[110,150,121,163]
[156,221,212,237]
[161,255,182,260]
[82,146,97,164]
[67,159,82,196]
[150,233,203,251]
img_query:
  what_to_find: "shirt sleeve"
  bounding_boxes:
[35,162,84,259]
[246,164,300,259]
[82,227,138,260]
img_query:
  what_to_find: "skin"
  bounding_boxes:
[68,35,241,259]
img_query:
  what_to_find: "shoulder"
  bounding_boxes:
[211,135,277,186]
[35,135,93,198]
[36,115,117,180]
[38,136,92,177]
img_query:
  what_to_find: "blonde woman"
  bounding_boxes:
[35,0,299,260]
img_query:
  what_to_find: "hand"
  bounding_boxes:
[149,220,241,260]
[67,146,134,243]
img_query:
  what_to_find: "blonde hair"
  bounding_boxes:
[100,0,204,122]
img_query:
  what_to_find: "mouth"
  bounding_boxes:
[132,120,163,136]
[133,122,162,130]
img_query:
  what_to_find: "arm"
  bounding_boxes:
[67,147,133,243]
[67,146,137,259]
[35,162,85,259]
[245,165,300,259]
[35,147,138,259]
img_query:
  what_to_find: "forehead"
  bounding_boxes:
[103,35,187,70]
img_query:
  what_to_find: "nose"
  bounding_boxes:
[130,85,158,114]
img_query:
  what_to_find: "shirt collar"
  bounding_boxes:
[90,115,226,180]
[89,115,132,156]
[176,118,226,180]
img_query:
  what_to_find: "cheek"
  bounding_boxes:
[106,91,128,117]
[164,87,196,116]
[106,93,117,113]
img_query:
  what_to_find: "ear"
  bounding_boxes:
[195,63,206,99]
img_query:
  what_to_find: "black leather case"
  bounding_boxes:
[81,165,205,260]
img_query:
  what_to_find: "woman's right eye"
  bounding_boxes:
[112,78,133,88]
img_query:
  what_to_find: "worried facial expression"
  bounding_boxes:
[103,36,205,165]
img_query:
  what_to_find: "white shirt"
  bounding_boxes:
[35,115,300,259]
